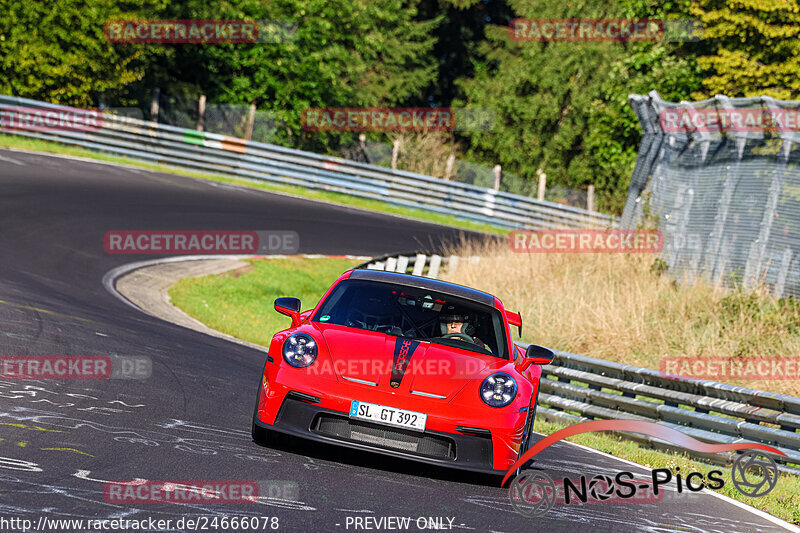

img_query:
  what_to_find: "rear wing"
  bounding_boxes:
[505,310,522,337]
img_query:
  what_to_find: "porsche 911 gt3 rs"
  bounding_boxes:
[251,268,554,474]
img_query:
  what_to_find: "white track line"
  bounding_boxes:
[0,154,25,165]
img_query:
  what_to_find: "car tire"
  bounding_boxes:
[251,358,277,446]
[516,400,538,473]
[252,414,277,445]
[251,414,270,444]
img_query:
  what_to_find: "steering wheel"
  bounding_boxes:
[440,332,475,343]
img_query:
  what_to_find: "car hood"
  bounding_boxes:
[318,325,500,399]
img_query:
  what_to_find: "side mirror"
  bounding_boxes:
[518,344,554,372]
[275,297,302,327]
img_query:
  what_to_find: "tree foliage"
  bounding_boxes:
[1,0,798,213]
[454,0,700,211]
[131,0,440,152]
[0,0,165,106]
[690,0,800,99]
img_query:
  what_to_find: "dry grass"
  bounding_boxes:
[389,131,460,178]
[443,238,800,396]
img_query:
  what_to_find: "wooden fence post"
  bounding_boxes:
[391,139,401,170]
[537,171,546,202]
[444,153,455,181]
[245,102,256,140]
[196,94,206,131]
[149,88,160,123]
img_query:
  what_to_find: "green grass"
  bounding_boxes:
[533,417,800,524]
[0,133,505,235]
[170,256,800,524]
[168,256,361,345]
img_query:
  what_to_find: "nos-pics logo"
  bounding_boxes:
[502,420,783,518]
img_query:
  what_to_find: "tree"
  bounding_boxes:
[586,0,703,212]
[690,0,800,99]
[0,0,165,106]
[415,0,515,106]
[131,0,440,152]
[453,0,701,212]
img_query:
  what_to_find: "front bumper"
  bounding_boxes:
[254,395,502,475]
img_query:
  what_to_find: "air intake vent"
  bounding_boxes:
[313,414,455,459]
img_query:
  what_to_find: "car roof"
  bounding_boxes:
[349,269,496,307]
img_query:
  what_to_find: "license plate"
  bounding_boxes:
[349,401,427,432]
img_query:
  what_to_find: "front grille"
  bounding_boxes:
[312,414,455,459]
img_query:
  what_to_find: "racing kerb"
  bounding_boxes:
[360,253,800,475]
[0,95,614,230]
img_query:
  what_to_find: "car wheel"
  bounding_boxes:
[251,413,270,444]
[517,401,538,472]
[252,414,278,446]
[251,359,277,446]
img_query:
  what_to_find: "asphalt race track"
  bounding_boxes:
[0,148,792,532]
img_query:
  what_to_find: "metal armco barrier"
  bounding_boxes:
[363,253,800,474]
[357,252,477,278]
[0,95,615,230]
[535,349,800,475]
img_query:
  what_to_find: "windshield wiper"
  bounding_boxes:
[429,337,493,356]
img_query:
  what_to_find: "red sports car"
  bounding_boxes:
[251,268,554,474]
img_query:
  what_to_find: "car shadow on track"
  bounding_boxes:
[252,432,509,488]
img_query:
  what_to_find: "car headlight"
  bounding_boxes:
[480,372,517,407]
[282,333,318,368]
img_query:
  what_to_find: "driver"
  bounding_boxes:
[444,317,468,336]
[439,307,489,351]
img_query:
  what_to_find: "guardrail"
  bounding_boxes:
[0,95,615,230]
[356,251,477,278]
[361,253,800,474]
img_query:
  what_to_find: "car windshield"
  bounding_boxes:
[312,279,508,358]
